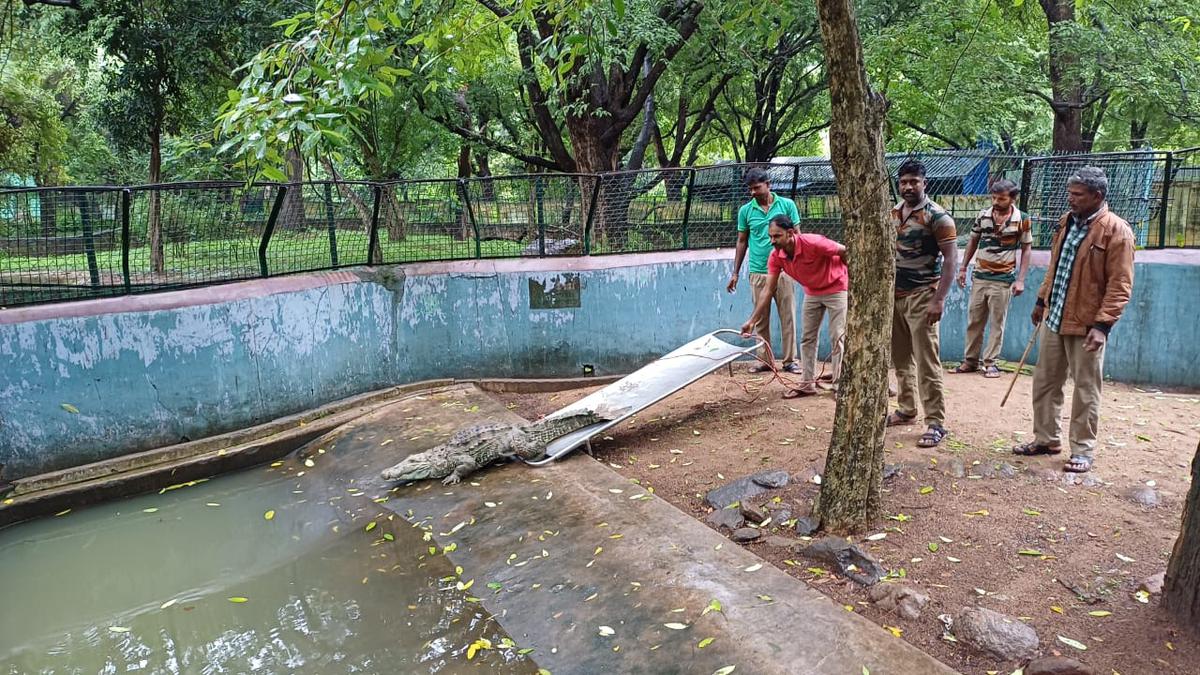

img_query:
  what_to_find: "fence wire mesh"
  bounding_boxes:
[126,182,271,290]
[1022,151,1171,247]
[3,149,1197,308]
[0,187,126,306]
[374,179,474,263]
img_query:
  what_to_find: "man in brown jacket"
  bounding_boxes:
[1013,166,1134,473]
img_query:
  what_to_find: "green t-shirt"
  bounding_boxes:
[737,194,800,274]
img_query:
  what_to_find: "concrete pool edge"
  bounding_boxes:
[0,374,621,528]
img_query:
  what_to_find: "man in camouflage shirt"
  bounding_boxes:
[886,160,959,447]
[953,178,1033,377]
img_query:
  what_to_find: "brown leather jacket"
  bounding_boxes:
[1035,204,1135,337]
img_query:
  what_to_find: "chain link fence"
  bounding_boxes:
[3,149,1197,308]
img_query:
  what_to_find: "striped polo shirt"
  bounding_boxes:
[971,206,1033,284]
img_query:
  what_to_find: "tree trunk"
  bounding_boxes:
[148,127,165,274]
[1041,0,1085,152]
[37,175,58,238]
[1130,117,1150,150]
[1164,440,1200,624]
[280,148,306,230]
[813,0,895,533]
[569,117,623,249]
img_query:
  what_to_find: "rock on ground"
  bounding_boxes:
[1127,486,1160,507]
[704,507,745,531]
[953,606,1040,662]
[704,470,790,509]
[731,527,761,543]
[1139,571,1165,595]
[1024,656,1096,675]
[793,516,819,537]
[868,583,930,620]
[801,536,886,585]
[739,502,768,524]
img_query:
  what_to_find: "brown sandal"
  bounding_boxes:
[1012,441,1063,456]
[886,410,917,427]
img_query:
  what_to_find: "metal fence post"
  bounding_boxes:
[323,183,340,267]
[790,164,801,201]
[259,185,287,277]
[535,175,546,256]
[120,189,131,294]
[368,185,382,264]
[457,179,481,259]
[1158,152,1174,249]
[1018,159,1032,215]
[680,169,696,249]
[585,177,601,255]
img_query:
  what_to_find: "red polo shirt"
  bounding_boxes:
[767,232,849,296]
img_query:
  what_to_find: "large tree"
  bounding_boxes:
[812,0,895,530]
[1165,441,1200,624]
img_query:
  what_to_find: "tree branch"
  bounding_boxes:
[22,0,81,8]
[900,120,964,148]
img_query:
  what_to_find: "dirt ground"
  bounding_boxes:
[495,364,1200,675]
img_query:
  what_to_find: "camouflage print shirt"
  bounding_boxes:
[971,206,1032,284]
[892,197,957,297]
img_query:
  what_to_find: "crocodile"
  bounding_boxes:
[380,406,621,485]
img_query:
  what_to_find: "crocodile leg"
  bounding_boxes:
[442,456,481,485]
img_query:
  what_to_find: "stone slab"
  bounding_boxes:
[312,384,958,675]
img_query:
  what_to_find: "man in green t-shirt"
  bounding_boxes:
[726,168,800,373]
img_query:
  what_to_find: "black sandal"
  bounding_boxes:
[917,424,948,448]
[886,410,917,427]
[1063,454,1093,473]
[1012,442,1063,456]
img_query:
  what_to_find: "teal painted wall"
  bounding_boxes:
[1,256,1194,479]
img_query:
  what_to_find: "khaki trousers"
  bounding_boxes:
[801,290,848,383]
[964,278,1012,368]
[1032,325,1105,457]
[749,273,797,365]
[892,286,946,426]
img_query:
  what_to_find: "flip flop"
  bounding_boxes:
[983,365,1002,378]
[784,386,818,399]
[885,410,917,427]
[951,362,978,373]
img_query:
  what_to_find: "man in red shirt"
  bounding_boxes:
[740,215,848,396]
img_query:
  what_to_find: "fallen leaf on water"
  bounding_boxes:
[304,458,315,468]
[1057,635,1087,651]
[264,510,275,521]
[698,637,715,648]
[143,508,158,514]
[365,522,377,532]
[108,626,130,633]
[228,597,248,603]
[160,598,178,609]
[61,403,80,414]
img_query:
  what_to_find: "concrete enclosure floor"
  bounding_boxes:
[309,384,957,674]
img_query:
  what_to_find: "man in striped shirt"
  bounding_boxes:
[953,179,1033,377]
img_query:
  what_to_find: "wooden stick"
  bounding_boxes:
[1001,328,1040,407]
